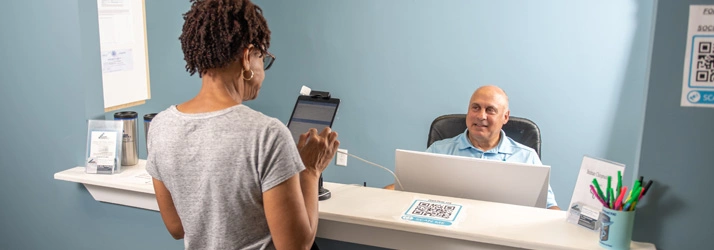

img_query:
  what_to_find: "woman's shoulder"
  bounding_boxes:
[148,106,178,124]
[231,105,284,126]
[227,105,290,134]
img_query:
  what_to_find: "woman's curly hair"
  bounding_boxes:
[179,0,271,76]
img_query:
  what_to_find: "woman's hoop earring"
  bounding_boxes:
[242,69,254,81]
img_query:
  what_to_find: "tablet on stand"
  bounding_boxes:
[286,92,340,200]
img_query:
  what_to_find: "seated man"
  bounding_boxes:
[387,85,560,210]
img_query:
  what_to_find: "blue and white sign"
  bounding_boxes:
[682,5,714,108]
[401,199,463,226]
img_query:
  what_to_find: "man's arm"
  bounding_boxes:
[547,184,561,210]
[532,155,560,210]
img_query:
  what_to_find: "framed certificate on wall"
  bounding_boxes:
[96,0,151,112]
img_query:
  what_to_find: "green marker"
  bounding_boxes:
[629,185,644,207]
[592,178,606,202]
[615,171,622,197]
[627,180,642,204]
[607,176,612,206]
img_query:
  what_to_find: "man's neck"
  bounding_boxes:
[468,132,501,152]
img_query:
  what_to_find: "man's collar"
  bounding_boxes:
[458,130,514,154]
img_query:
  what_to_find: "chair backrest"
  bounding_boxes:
[426,114,542,158]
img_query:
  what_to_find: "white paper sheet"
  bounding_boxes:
[101,49,134,73]
[123,169,152,185]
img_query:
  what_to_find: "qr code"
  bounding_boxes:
[408,201,456,220]
[691,37,714,87]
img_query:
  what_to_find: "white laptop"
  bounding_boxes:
[394,149,551,208]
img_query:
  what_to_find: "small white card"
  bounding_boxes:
[122,169,153,185]
[580,205,600,219]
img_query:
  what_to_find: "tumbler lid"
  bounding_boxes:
[114,111,138,120]
[143,113,157,122]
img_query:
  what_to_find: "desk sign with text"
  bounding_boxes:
[566,156,625,231]
[681,5,714,108]
[401,199,463,226]
[85,120,123,174]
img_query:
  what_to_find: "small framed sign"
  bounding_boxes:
[566,156,625,230]
[85,120,123,174]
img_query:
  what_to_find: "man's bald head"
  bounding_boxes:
[472,85,509,111]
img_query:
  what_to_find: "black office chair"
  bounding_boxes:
[426,114,542,158]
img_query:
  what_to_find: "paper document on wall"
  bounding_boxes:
[97,2,134,46]
[681,5,714,108]
[101,0,127,7]
[101,49,134,73]
[96,0,150,110]
[566,156,624,231]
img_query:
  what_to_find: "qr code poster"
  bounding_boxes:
[401,199,463,226]
[681,5,714,108]
[689,37,714,88]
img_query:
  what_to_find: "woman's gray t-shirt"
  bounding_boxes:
[146,104,305,250]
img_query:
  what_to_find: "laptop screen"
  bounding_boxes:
[287,96,340,144]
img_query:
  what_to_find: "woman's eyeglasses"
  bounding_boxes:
[263,51,275,70]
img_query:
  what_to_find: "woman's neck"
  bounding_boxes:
[177,72,244,113]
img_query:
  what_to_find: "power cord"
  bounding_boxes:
[343,152,404,190]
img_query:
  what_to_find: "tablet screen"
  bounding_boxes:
[286,96,340,144]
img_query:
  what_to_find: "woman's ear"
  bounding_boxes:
[241,44,255,71]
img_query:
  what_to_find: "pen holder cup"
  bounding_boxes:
[599,207,635,250]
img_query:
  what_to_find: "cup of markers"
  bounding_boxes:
[591,171,653,250]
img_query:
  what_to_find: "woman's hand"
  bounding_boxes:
[296,127,339,176]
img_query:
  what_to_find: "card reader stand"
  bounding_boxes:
[318,176,331,200]
[310,90,334,201]
[304,90,334,201]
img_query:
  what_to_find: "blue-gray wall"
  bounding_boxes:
[0,1,184,249]
[0,0,667,249]
[250,1,654,248]
[634,0,714,249]
[250,0,654,208]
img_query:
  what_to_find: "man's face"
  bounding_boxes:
[465,89,509,143]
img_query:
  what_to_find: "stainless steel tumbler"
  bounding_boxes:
[143,113,157,154]
[114,111,138,166]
